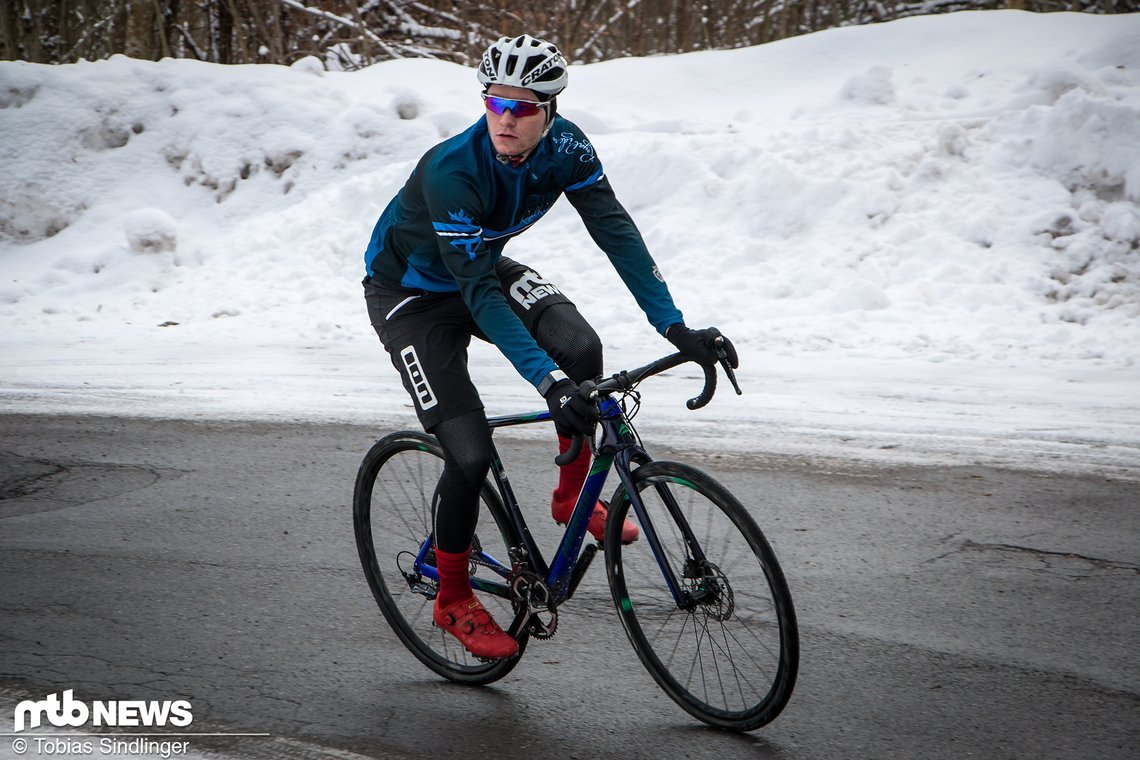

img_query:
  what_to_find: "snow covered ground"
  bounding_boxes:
[2,10,1139,479]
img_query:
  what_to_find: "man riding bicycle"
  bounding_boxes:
[363,34,738,660]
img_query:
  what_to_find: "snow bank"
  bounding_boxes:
[1,11,1138,476]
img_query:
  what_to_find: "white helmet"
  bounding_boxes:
[477,35,568,99]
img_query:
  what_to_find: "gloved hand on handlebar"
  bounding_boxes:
[665,324,740,368]
[543,378,596,437]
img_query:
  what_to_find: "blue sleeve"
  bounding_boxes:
[562,136,684,335]
[423,172,560,390]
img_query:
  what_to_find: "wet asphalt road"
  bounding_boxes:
[1,413,1137,759]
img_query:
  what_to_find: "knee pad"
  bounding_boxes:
[432,410,494,487]
[535,305,603,381]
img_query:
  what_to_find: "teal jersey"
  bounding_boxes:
[364,114,683,389]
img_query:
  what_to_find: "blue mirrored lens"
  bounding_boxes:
[483,96,545,118]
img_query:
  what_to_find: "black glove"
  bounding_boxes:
[543,378,596,436]
[666,324,740,368]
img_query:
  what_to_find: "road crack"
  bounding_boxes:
[958,539,1139,578]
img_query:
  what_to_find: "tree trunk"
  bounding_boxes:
[0,0,22,60]
[125,0,156,59]
[217,0,233,63]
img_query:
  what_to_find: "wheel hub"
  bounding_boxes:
[684,561,735,621]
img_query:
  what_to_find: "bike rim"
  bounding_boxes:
[610,467,796,728]
[360,440,522,678]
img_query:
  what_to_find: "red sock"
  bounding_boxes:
[435,547,473,608]
[552,434,591,511]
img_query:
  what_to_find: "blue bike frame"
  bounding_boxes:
[409,396,704,611]
[407,348,736,613]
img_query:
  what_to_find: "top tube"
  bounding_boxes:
[487,350,732,466]
[484,352,695,429]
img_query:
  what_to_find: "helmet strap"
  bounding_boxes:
[542,97,558,136]
[495,151,530,167]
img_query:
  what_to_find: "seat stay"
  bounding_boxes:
[412,540,514,596]
[486,442,549,579]
[402,412,551,600]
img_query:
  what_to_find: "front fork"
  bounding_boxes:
[612,448,713,612]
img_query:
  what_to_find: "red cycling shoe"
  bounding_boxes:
[552,495,639,545]
[432,595,519,660]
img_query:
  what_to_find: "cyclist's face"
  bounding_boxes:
[484,85,547,157]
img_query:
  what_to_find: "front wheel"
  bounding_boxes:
[605,461,798,731]
[353,431,527,684]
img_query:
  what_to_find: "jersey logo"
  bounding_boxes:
[509,269,562,311]
[400,345,438,410]
[433,209,482,261]
[449,237,480,260]
[553,132,596,163]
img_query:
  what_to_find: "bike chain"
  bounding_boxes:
[467,537,560,640]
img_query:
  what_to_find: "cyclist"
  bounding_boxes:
[362,34,738,660]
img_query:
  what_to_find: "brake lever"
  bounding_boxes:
[555,434,584,466]
[553,380,600,466]
[715,338,743,396]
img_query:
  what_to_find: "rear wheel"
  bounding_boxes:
[353,431,527,684]
[605,461,798,730]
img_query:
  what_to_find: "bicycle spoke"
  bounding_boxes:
[384,454,435,541]
[353,434,526,685]
[607,461,797,730]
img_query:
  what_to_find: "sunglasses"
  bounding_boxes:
[481,93,549,119]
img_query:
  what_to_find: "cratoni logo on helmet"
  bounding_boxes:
[480,51,495,78]
[522,55,562,86]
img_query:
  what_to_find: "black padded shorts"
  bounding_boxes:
[363,257,577,430]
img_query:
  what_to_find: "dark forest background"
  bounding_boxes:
[3,1,1135,68]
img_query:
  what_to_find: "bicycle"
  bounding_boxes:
[353,347,799,731]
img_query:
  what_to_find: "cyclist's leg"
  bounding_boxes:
[429,412,492,566]
[363,278,517,658]
[495,259,637,543]
[364,278,486,551]
[529,302,602,493]
[495,256,602,389]
[428,412,518,659]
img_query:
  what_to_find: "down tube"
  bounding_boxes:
[547,452,613,593]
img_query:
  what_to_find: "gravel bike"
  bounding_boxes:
[353,347,798,731]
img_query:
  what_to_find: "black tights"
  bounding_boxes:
[431,305,602,552]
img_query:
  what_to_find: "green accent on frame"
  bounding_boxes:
[588,455,615,476]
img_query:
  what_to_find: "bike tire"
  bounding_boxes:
[605,461,798,731]
[353,431,527,684]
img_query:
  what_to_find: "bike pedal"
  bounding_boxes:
[409,580,438,599]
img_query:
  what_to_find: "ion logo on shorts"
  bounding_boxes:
[400,346,438,410]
